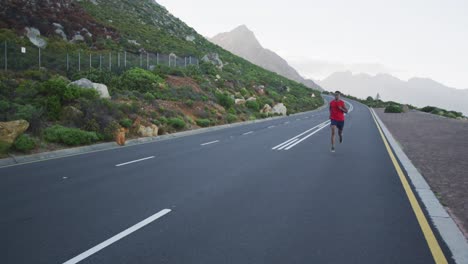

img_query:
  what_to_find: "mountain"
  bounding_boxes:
[210,25,322,90]
[319,71,468,115]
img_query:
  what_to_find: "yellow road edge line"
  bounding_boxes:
[370,109,448,264]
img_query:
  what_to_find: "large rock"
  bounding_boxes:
[70,78,111,98]
[261,104,272,114]
[272,103,287,116]
[402,105,410,113]
[25,27,47,48]
[202,53,224,69]
[137,125,159,137]
[246,97,257,102]
[235,98,246,105]
[0,120,29,146]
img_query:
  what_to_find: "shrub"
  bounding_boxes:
[384,105,403,113]
[185,99,194,107]
[246,100,260,111]
[240,88,249,97]
[216,92,235,109]
[168,117,186,130]
[143,92,155,101]
[421,106,437,113]
[119,118,133,128]
[44,125,99,146]
[159,117,168,124]
[45,96,62,120]
[227,113,237,123]
[13,134,36,152]
[196,118,211,127]
[120,68,164,93]
[13,104,37,122]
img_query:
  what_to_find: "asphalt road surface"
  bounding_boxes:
[0,98,453,264]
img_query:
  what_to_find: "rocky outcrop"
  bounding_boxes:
[137,125,159,137]
[272,103,287,116]
[69,78,111,98]
[0,120,29,147]
[25,27,47,48]
[235,99,246,105]
[261,104,272,114]
[254,85,265,95]
[202,53,223,69]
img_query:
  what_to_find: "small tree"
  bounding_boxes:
[375,93,381,101]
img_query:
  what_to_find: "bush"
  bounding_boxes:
[240,88,249,97]
[246,100,260,111]
[196,118,211,127]
[45,96,62,120]
[13,134,36,152]
[13,104,37,122]
[216,92,235,109]
[384,105,403,113]
[144,92,156,101]
[44,125,100,146]
[421,106,437,113]
[185,99,194,107]
[227,113,237,123]
[119,118,133,128]
[168,117,186,130]
[120,68,164,93]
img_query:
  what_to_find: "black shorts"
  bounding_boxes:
[330,119,344,130]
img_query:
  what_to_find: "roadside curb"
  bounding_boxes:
[371,108,468,264]
[0,101,328,168]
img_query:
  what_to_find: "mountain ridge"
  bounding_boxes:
[210,25,322,90]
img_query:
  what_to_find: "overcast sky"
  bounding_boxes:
[157,0,468,89]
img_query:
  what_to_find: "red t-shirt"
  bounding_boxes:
[330,100,346,121]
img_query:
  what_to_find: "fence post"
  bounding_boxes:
[99,54,102,70]
[146,53,149,69]
[124,51,127,68]
[118,52,120,68]
[38,47,41,69]
[184,57,187,68]
[156,53,159,65]
[66,53,69,71]
[78,50,81,71]
[140,53,142,68]
[109,52,112,71]
[189,56,192,65]
[4,41,6,71]
[89,53,92,69]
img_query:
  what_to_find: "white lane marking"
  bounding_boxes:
[296,119,301,121]
[63,209,171,264]
[272,120,330,150]
[201,140,220,146]
[268,125,276,129]
[242,131,254,135]
[277,138,299,150]
[115,156,155,167]
[285,121,330,150]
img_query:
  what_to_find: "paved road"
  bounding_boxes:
[0,99,453,264]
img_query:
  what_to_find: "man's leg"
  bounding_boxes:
[338,122,344,143]
[331,125,336,151]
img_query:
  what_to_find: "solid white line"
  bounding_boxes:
[63,209,171,264]
[201,140,220,146]
[115,156,155,167]
[272,120,330,150]
[277,138,299,150]
[285,121,330,150]
[242,131,254,135]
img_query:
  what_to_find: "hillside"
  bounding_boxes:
[211,25,322,90]
[319,71,468,115]
[0,0,323,156]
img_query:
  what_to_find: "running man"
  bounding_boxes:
[329,91,348,152]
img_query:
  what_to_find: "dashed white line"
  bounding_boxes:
[242,131,254,135]
[268,125,276,129]
[201,140,220,146]
[63,209,171,264]
[284,121,290,124]
[115,156,155,167]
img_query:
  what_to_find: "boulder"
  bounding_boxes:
[246,97,257,102]
[25,27,47,48]
[272,103,287,116]
[0,120,29,147]
[137,124,158,137]
[254,85,265,95]
[311,93,316,98]
[70,78,111,98]
[202,53,223,69]
[235,99,246,105]
[261,104,272,114]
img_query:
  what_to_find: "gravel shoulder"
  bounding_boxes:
[374,108,468,239]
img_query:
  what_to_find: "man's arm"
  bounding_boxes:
[339,102,348,113]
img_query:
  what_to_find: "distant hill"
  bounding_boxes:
[210,25,322,90]
[319,71,468,115]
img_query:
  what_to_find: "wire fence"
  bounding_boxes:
[0,41,199,74]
